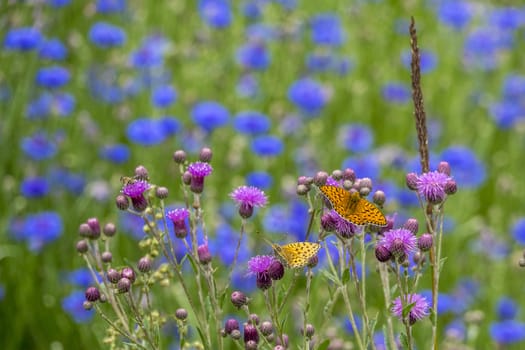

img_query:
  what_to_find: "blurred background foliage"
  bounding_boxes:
[2,0,525,349]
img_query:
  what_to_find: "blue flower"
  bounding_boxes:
[4,27,43,51]
[263,200,309,239]
[339,123,374,153]
[401,50,437,73]
[463,28,513,70]
[236,74,259,98]
[191,101,230,132]
[127,118,166,146]
[20,176,49,198]
[512,218,525,245]
[490,320,525,344]
[198,0,232,28]
[96,0,127,13]
[130,45,164,68]
[288,78,327,115]
[381,82,410,103]
[342,155,380,180]
[445,320,466,341]
[39,38,68,60]
[46,0,71,7]
[65,268,96,288]
[343,315,363,335]
[489,101,523,129]
[212,224,250,265]
[99,144,130,164]
[234,111,271,135]
[245,23,279,42]
[242,1,262,20]
[305,52,334,73]
[497,297,518,320]
[310,13,345,46]
[21,131,57,160]
[436,1,472,30]
[503,74,525,98]
[35,66,70,89]
[489,7,524,31]
[151,85,177,108]
[159,116,181,136]
[89,22,126,48]
[246,171,273,189]
[26,92,75,119]
[440,146,485,188]
[22,212,63,252]
[62,290,95,323]
[251,135,283,156]
[236,42,270,70]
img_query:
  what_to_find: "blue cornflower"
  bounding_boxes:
[159,115,181,136]
[503,74,525,98]
[310,13,345,46]
[489,7,524,31]
[66,268,96,288]
[436,1,472,30]
[236,74,259,98]
[343,315,363,336]
[401,50,437,73]
[440,146,485,188]
[21,131,57,160]
[20,176,49,198]
[89,22,126,48]
[339,123,374,153]
[463,28,512,70]
[25,92,75,118]
[4,27,43,51]
[242,1,262,20]
[512,218,525,245]
[151,85,177,108]
[342,155,380,180]
[497,297,518,320]
[251,135,284,156]
[246,171,273,189]
[99,144,130,164]
[46,0,71,7]
[23,211,63,252]
[306,52,334,73]
[62,290,95,323]
[63,171,86,195]
[39,38,68,60]
[288,78,327,115]
[245,23,279,42]
[381,82,410,103]
[191,101,230,132]
[36,66,70,89]
[490,320,525,344]
[96,0,127,13]
[198,0,232,28]
[127,118,166,146]
[234,111,271,135]
[129,45,163,68]
[236,42,270,70]
[489,101,523,129]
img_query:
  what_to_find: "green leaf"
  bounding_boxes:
[402,301,416,319]
[317,339,331,350]
[342,268,350,285]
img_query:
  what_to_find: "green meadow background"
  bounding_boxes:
[1,0,525,349]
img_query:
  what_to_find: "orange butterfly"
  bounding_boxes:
[319,185,387,227]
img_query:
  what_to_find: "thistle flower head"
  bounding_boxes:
[247,255,275,275]
[187,161,213,178]
[230,185,268,218]
[379,228,417,258]
[416,170,452,204]
[391,293,430,325]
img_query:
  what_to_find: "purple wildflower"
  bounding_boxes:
[392,293,430,325]
[198,237,212,264]
[248,255,275,290]
[331,210,361,238]
[166,208,190,238]
[416,171,452,204]
[230,185,268,218]
[379,228,417,258]
[121,181,150,211]
[187,161,213,193]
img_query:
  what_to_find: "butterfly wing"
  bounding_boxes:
[280,242,321,268]
[355,199,387,226]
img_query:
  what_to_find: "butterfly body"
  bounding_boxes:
[319,185,387,227]
[272,242,321,268]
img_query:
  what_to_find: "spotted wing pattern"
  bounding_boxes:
[273,242,321,268]
[319,185,387,227]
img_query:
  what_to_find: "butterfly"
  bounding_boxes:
[120,176,137,186]
[270,241,322,268]
[319,185,387,227]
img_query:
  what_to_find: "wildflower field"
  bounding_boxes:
[3,1,525,349]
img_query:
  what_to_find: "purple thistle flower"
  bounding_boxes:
[416,170,452,204]
[166,208,190,238]
[392,293,429,325]
[379,228,417,258]
[187,161,213,193]
[121,181,150,211]
[247,255,275,275]
[230,185,268,219]
[332,210,361,238]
